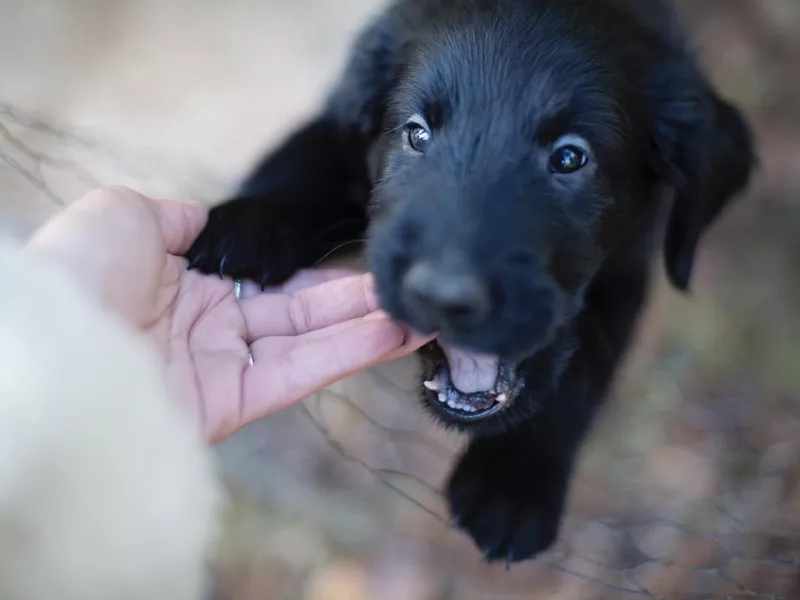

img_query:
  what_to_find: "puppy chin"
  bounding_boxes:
[0,241,222,600]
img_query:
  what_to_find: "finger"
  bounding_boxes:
[242,315,407,419]
[270,268,364,294]
[149,198,209,256]
[238,268,363,300]
[381,327,437,361]
[240,273,380,339]
[264,308,433,348]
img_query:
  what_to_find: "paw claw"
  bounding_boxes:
[181,198,301,285]
[187,251,204,270]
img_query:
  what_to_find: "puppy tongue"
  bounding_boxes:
[440,344,500,393]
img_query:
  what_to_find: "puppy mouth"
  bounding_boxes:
[419,341,523,422]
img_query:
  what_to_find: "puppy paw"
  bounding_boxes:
[446,435,567,565]
[186,199,303,287]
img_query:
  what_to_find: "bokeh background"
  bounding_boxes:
[2,0,799,598]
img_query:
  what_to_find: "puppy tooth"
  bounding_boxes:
[447,400,458,409]
[424,380,439,391]
[438,393,447,403]
[496,393,508,403]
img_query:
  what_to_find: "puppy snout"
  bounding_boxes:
[402,261,490,327]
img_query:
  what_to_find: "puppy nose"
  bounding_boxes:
[402,261,489,325]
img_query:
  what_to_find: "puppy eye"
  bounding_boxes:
[548,145,588,174]
[405,117,431,153]
[407,124,431,152]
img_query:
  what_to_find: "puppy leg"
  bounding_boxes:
[446,399,592,564]
[447,270,650,564]
[447,427,566,563]
[186,117,371,287]
[186,11,406,287]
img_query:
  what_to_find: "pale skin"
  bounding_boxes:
[26,186,433,442]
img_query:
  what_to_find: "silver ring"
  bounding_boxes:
[233,280,254,365]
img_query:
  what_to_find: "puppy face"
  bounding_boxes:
[366,6,749,429]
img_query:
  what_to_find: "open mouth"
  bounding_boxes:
[419,341,523,422]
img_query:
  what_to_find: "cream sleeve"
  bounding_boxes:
[0,239,222,600]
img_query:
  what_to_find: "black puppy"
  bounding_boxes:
[187,0,754,564]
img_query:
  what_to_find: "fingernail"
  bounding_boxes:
[364,279,381,312]
[364,309,390,322]
[401,329,438,347]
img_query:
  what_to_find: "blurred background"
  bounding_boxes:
[1,0,799,598]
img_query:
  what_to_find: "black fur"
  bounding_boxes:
[187,0,754,564]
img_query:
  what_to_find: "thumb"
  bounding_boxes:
[149,198,209,256]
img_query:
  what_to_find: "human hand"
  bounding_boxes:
[27,187,432,442]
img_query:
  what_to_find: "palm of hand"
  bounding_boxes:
[147,262,251,442]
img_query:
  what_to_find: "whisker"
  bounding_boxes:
[312,238,368,267]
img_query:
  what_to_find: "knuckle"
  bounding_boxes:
[289,293,313,335]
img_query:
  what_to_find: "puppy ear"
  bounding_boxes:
[647,64,755,291]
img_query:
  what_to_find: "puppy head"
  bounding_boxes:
[366,5,753,430]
